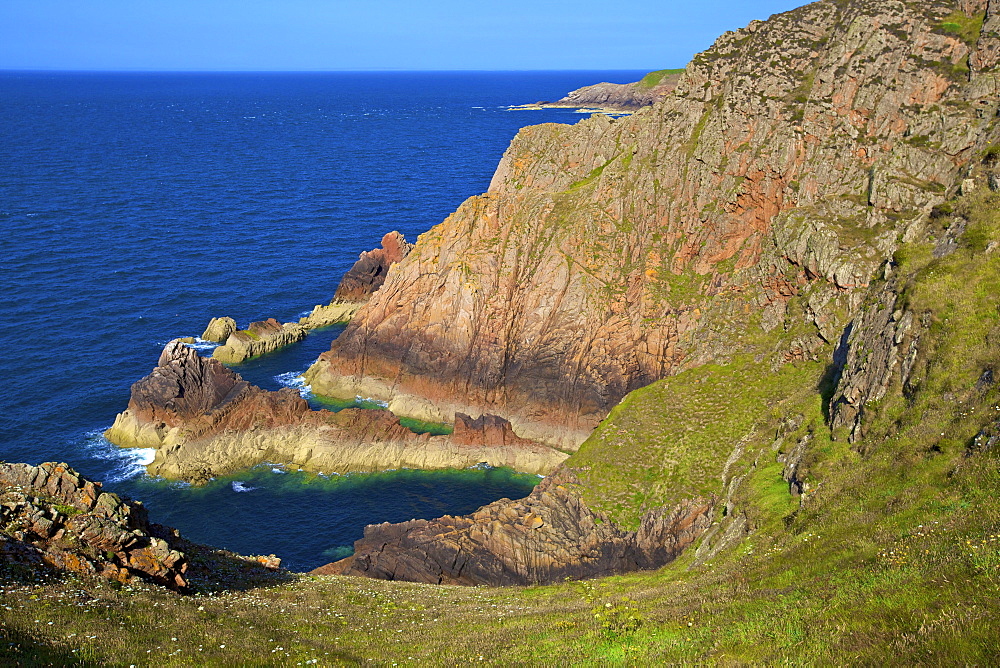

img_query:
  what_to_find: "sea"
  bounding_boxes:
[0,70,644,570]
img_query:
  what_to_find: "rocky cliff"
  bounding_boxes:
[295,0,1000,586]
[105,339,567,482]
[307,0,999,452]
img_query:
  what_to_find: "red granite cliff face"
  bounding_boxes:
[333,231,414,302]
[307,0,1000,450]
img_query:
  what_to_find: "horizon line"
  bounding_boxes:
[0,67,673,74]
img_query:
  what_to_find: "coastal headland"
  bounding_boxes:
[6,0,1000,661]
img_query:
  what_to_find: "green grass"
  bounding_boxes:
[938,10,986,46]
[570,355,830,528]
[636,68,685,88]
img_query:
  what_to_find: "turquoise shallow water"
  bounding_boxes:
[0,70,643,570]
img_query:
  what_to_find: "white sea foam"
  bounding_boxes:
[231,481,255,492]
[82,429,156,483]
[185,337,221,353]
[356,395,388,408]
[275,371,312,398]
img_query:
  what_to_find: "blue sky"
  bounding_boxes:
[0,0,807,71]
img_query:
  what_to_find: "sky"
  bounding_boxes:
[0,0,808,72]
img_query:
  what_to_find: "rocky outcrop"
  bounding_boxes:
[212,318,308,364]
[334,231,413,302]
[550,72,682,110]
[298,301,363,329]
[828,278,923,441]
[318,468,712,585]
[307,0,999,451]
[106,340,567,482]
[201,316,237,343]
[106,338,312,452]
[0,462,188,590]
[201,232,413,364]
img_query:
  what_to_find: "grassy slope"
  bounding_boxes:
[4,197,1000,665]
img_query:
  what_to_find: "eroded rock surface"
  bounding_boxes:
[320,468,712,585]
[0,462,188,590]
[213,318,308,364]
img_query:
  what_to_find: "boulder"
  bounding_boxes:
[201,316,237,343]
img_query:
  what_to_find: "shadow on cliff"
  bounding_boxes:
[818,322,854,424]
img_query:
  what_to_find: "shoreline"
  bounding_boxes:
[507,102,635,115]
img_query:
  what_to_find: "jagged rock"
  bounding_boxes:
[333,231,413,302]
[200,316,237,343]
[319,469,712,585]
[106,340,567,482]
[213,318,308,364]
[0,462,188,590]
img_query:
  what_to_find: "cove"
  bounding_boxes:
[0,71,639,570]
[113,464,539,572]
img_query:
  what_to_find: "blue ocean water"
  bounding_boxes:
[0,71,644,570]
